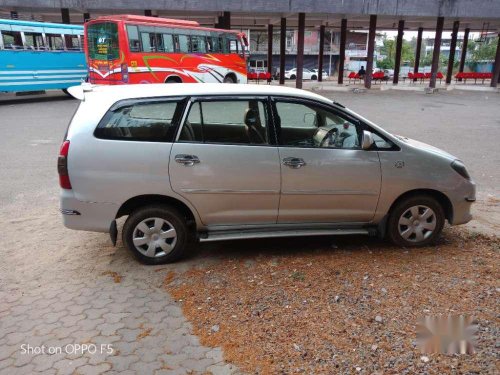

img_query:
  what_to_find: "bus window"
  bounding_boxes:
[190,35,206,53]
[87,22,120,60]
[140,32,152,52]
[126,25,140,52]
[2,30,22,49]
[66,35,80,50]
[178,35,189,53]
[46,34,64,50]
[218,36,226,53]
[23,32,45,50]
[162,34,174,52]
[206,36,215,52]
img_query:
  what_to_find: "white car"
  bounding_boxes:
[311,69,329,78]
[284,68,317,80]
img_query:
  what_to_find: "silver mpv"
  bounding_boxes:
[60,84,476,264]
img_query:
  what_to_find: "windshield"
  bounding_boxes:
[87,22,119,60]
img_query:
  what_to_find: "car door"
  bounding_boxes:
[273,97,381,224]
[169,97,281,226]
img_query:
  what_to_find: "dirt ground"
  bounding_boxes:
[165,229,499,374]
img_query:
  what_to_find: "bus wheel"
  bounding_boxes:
[165,76,182,83]
[62,89,71,96]
[223,74,236,83]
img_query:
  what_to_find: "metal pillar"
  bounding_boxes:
[338,19,347,84]
[413,27,423,81]
[144,10,152,17]
[318,25,325,82]
[223,12,230,29]
[393,20,404,85]
[365,15,377,89]
[279,18,286,85]
[458,28,470,81]
[83,12,90,22]
[491,33,500,88]
[446,21,460,84]
[429,17,444,89]
[267,24,273,77]
[61,8,70,24]
[296,13,305,89]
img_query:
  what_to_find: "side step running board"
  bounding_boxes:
[199,228,370,242]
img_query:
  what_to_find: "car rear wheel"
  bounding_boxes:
[387,195,445,247]
[122,205,191,264]
[311,75,317,80]
[290,74,296,80]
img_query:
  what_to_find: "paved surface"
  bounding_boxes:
[0,89,498,374]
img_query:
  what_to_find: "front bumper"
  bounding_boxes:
[60,190,118,233]
[449,180,476,225]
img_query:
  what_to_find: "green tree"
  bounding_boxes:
[470,37,498,62]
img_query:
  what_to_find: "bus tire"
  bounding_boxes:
[165,76,182,83]
[62,89,71,96]
[223,74,236,83]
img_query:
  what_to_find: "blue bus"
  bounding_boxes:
[0,19,87,93]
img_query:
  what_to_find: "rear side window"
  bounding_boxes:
[95,100,183,142]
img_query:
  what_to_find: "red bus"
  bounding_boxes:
[84,15,248,85]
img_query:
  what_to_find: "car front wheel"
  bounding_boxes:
[122,205,191,264]
[387,195,445,247]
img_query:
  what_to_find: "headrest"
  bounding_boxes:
[244,108,259,128]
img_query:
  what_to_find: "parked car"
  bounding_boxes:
[60,83,475,264]
[311,69,329,78]
[284,68,317,80]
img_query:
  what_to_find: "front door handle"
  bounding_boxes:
[175,154,200,166]
[282,157,306,169]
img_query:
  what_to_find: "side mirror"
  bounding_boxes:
[362,130,375,150]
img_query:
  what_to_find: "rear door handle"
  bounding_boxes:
[282,157,306,169]
[175,154,200,166]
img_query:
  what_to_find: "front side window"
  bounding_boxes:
[127,25,140,52]
[179,99,269,145]
[275,100,361,149]
[95,100,182,141]
[87,22,119,60]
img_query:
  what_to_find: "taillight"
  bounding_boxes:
[58,140,72,189]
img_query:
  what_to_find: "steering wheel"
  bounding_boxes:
[314,127,339,148]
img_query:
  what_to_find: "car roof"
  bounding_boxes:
[76,83,333,105]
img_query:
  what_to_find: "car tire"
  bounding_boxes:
[387,195,445,247]
[122,205,192,264]
[223,75,236,83]
[290,74,296,80]
[311,75,317,80]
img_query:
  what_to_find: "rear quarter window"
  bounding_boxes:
[94,99,184,142]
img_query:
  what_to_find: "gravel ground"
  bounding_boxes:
[166,229,499,374]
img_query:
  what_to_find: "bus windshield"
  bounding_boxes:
[87,22,119,60]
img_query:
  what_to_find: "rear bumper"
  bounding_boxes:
[60,190,118,233]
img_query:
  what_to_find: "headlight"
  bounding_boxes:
[451,160,471,180]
